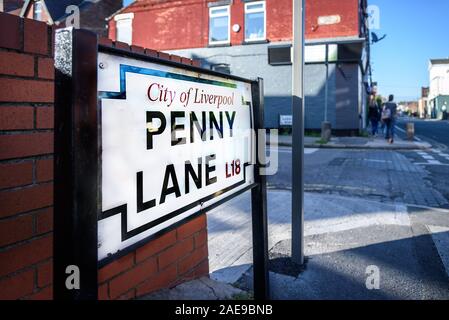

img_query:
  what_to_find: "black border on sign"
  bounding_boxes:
[98,183,257,268]
[54,28,269,300]
[97,45,257,266]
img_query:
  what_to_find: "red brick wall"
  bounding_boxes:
[98,215,208,300]
[0,12,208,300]
[306,0,360,39]
[109,0,362,51]
[0,12,55,300]
[130,0,208,51]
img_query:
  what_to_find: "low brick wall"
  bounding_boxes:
[0,12,208,300]
[98,215,208,300]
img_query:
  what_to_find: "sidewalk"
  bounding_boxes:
[206,190,449,300]
[272,134,431,150]
[142,189,449,300]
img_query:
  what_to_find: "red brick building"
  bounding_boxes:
[108,0,364,50]
[108,0,371,132]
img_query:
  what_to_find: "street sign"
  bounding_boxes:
[97,52,256,261]
[280,115,293,127]
[54,28,269,300]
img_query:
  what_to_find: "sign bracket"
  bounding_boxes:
[54,28,99,300]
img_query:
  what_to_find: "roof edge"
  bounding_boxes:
[105,0,137,21]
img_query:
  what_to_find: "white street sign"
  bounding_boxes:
[280,115,293,126]
[97,53,255,261]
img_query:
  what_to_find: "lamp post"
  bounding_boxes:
[291,0,305,265]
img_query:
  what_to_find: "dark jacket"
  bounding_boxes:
[368,101,381,120]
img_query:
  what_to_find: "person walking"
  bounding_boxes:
[368,94,380,136]
[379,97,387,136]
[384,94,398,144]
[381,102,391,140]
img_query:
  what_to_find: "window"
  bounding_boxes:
[115,13,134,45]
[33,1,43,21]
[268,45,291,65]
[209,6,230,45]
[245,1,266,42]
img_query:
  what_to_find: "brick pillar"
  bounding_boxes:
[0,12,55,300]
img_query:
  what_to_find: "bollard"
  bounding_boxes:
[406,122,414,141]
[321,121,332,143]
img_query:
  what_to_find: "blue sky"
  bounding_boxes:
[121,0,449,101]
[369,0,449,101]
[123,0,133,6]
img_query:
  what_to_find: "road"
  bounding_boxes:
[268,146,449,208]
[268,119,449,209]
[396,118,449,150]
[209,124,449,299]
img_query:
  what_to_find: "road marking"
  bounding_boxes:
[432,150,448,157]
[413,150,449,165]
[429,150,449,163]
[415,162,448,166]
[305,148,319,154]
[363,159,391,163]
[395,125,406,134]
[276,147,318,155]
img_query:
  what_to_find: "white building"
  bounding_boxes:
[429,59,449,98]
[428,59,449,119]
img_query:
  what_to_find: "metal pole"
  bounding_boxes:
[291,0,305,265]
[54,28,99,300]
[251,78,270,300]
[324,44,329,122]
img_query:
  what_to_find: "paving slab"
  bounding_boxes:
[141,277,246,300]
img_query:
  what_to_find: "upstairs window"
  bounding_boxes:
[245,1,266,42]
[115,13,134,45]
[209,6,230,45]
